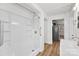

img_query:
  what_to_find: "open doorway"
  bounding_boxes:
[52,19,64,43]
[51,19,64,56]
[37,19,64,56]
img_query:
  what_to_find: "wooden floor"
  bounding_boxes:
[37,40,60,56]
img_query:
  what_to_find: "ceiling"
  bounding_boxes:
[36,3,75,16]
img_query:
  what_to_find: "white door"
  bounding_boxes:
[33,16,40,51]
[10,13,33,56]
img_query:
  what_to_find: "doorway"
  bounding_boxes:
[52,19,64,43]
[52,19,64,56]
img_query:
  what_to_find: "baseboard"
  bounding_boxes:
[45,41,53,45]
[31,48,41,56]
[44,43,52,45]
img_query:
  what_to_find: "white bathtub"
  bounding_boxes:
[60,39,79,56]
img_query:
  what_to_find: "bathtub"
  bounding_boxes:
[60,39,79,56]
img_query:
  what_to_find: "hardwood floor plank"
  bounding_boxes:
[37,41,60,56]
[50,41,57,56]
[37,43,50,56]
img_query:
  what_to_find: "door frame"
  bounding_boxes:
[52,19,64,43]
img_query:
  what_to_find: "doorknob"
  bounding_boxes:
[34,31,37,34]
[32,50,35,52]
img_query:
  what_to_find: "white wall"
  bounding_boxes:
[0,3,44,56]
[73,5,79,38]
[0,4,35,56]
[44,18,52,44]
[32,4,45,52]
[44,19,48,43]
[45,11,74,44]
[0,4,34,19]
[39,13,44,51]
